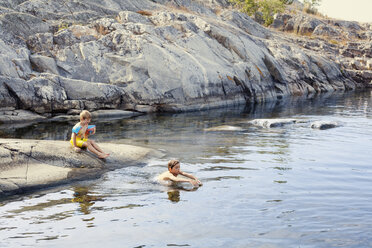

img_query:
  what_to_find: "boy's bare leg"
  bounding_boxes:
[83,142,108,159]
[90,140,103,153]
[91,140,110,156]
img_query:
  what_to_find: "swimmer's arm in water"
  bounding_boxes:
[179,171,202,186]
[71,133,81,153]
[165,173,201,187]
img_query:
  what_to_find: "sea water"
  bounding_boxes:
[0,90,371,248]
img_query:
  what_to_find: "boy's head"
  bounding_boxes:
[168,159,180,175]
[80,110,91,122]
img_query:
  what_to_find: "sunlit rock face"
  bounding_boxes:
[0,0,369,116]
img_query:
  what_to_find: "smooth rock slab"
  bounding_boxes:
[248,119,298,128]
[310,121,339,130]
[0,138,162,196]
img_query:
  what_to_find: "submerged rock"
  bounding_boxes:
[248,118,298,128]
[204,125,245,132]
[310,121,339,130]
[0,138,163,196]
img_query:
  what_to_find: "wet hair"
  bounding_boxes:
[80,110,91,121]
[168,159,180,170]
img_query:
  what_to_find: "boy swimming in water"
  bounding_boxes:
[70,110,110,159]
[158,160,202,187]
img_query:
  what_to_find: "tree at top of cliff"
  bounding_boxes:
[229,0,294,26]
[303,0,322,14]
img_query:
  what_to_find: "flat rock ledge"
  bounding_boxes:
[50,109,143,122]
[0,138,163,196]
[0,109,142,124]
[0,110,46,124]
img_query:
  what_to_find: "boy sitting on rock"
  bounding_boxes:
[70,110,109,159]
[158,160,202,187]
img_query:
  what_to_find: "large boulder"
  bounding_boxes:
[313,24,341,37]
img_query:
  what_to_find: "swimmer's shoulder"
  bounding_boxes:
[158,171,171,181]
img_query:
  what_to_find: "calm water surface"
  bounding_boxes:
[1,91,372,248]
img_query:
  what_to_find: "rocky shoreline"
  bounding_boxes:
[0,0,370,119]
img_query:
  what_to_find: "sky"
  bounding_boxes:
[314,0,372,23]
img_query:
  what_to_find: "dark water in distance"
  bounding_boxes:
[0,90,372,248]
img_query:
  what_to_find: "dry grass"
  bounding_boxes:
[298,30,313,37]
[178,5,191,13]
[165,3,193,14]
[213,7,223,16]
[137,10,152,16]
[95,24,110,36]
[255,65,264,77]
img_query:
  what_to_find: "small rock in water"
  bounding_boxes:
[248,119,297,128]
[204,125,244,132]
[310,121,338,130]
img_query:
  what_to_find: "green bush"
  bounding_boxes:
[229,0,293,26]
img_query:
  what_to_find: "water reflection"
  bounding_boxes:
[167,190,180,203]
[164,184,200,203]
[71,187,103,215]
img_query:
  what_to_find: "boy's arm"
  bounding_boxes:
[165,174,191,183]
[179,171,199,181]
[179,171,202,186]
[167,173,201,187]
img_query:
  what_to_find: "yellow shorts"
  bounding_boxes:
[70,138,88,148]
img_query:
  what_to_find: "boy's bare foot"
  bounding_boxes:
[99,153,109,159]
[73,147,82,153]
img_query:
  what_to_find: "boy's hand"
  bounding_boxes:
[191,180,200,187]
[73,147,81,153]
